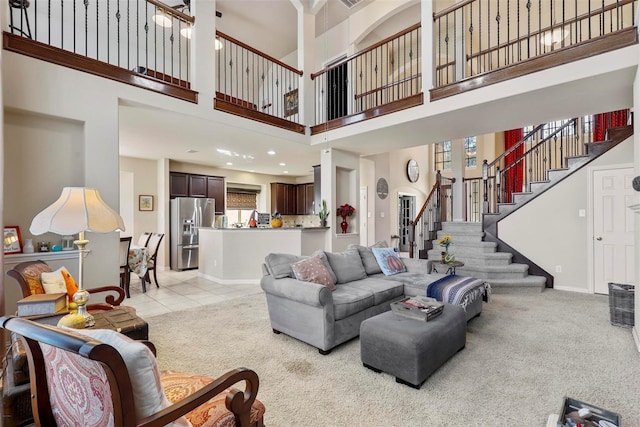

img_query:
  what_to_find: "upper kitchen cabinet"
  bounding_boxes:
[170,172,189,197]
[189,175,207,197]
[272,182,314,215]
[207,177,225,213]
[170,172,225,213]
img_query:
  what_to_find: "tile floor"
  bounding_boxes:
[121,269,263,318]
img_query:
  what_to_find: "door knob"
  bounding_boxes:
[596,237,603,241]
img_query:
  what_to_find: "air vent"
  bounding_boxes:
[339,0,362,9]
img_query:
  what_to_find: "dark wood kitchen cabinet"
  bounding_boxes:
[272,182,315,215]
[296,183,315,215]
[188,175,207,197]
[170,172,225,212]
[170,173,189,197]
[207,177,225,213]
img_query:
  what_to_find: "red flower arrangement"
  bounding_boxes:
[336,204,355,218]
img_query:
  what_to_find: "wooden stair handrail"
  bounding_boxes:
[409,172,455,258]
[486,122,546,170]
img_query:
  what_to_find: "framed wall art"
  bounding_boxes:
[139,195,154,211]
[4,226,23,254]
[284,89,299,117]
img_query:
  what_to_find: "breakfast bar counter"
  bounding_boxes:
[198,227,329,284]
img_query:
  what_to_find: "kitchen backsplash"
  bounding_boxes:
[282,215,324,228]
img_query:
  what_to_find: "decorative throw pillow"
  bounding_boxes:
[60,269,79,300]
[311,250,338,284]
[325,249,368,284]
[371,247,407,276]
[291,256,336,291]
[75,328,191,427]
[348,241,388,275]
[264,253,305,278]
[41,269,67,294]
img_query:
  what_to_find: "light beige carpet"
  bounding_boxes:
[147,289,639,427]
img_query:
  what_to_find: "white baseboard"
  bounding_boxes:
[197,271,260,285]
[633,327,640,352]
[552,285,591,294]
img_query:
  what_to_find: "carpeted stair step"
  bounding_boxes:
[452,252,513,267]
[484,275,547,292]
[427,241,498,257]
[434,230,484,243]
[456,263,530,280]
[441,222,483,233]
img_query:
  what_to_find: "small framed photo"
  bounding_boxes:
[139,195,154,211]
[4,226,23,254]
[284,88,299,117]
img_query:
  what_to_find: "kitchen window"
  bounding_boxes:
[226,190,257,226]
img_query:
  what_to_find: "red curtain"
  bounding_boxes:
[593,109,628,142]
[503,128,524,203]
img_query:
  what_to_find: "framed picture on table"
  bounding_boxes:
[139,195,154,211]
[4,226,23,254]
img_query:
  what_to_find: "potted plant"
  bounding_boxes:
[318,200,329,227]
[336,203,355,234]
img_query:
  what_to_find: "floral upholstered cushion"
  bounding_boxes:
[77,329,190,426]
[161,370,266,427]
[291,255,336,291]
[41,343,116,427]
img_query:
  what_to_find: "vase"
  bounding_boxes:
[320,219,327,228]
[23,239,34,254]
[441,251,447,263]
[340,218,348,234]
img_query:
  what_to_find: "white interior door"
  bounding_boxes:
[593,167,635,294]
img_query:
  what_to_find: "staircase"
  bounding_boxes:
[424,123,633,292]
[426,222,547,291]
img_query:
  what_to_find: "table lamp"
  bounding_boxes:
[30,187,125,327]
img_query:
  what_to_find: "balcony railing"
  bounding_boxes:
[433,0,637,95]
[214,30,304,133]
[6,0,196,100]
[311,24,422,133]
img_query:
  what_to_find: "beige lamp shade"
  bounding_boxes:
[30,187,125,235]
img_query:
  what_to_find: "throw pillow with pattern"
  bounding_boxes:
[291,255,336,291]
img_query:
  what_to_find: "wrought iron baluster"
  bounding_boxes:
[469,3,474,76]
[144,1,148,73]
[84,0,88,56]
[48,0,51,44]
[60,0,63,49]
[116,3,120,67]
[496,0,500,68]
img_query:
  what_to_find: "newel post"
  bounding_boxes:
[435,170,442,223]
[408,220,415,259]
[482,160,489,213]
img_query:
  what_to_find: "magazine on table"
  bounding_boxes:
[392,296,444,321]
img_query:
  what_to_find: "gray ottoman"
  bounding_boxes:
[360,304,466,389]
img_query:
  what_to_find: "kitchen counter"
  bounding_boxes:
[198,227,329,284]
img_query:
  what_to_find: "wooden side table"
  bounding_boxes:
[431,260,464,275]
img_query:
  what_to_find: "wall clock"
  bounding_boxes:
[376,178,389,199]
[406,159,419,183]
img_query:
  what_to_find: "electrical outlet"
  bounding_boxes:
[380,212,385,218]
[578,209,586,217]
[555,265,562,273]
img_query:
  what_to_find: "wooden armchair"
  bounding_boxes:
[0,316,265,427]
[6,260,125,311]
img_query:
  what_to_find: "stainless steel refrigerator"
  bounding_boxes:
[170,197,215,270]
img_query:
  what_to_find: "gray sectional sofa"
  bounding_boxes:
[260,244,486,354]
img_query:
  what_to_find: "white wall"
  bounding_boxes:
[119,157,159,242]
[500,139,634,292]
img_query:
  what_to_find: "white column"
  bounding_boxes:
[297,7,316,129]
[450,139,466,222]
[421,0,434,95]
[191,0,217,107]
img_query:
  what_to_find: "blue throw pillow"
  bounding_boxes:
[371,247,407,276]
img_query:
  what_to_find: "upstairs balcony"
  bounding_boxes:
[3,0,638,135]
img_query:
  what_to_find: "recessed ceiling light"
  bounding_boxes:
[279,162,286,166]
[186,149,198,153]
[249,170,255,173]
[283,171,289,174]
[226,162,233,166]
[267,150,276,155]
[217,148,232,156]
